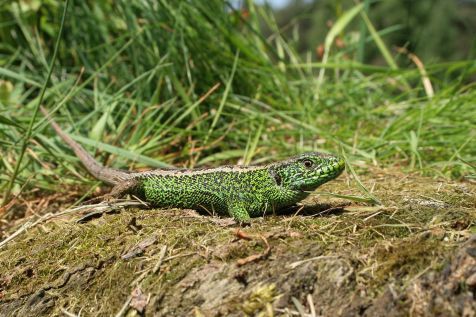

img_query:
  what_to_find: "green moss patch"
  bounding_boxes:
[1,169,475,316]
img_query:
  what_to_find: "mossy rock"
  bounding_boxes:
[1,169,475,316]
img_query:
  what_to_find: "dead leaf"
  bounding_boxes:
[130,287,148,313]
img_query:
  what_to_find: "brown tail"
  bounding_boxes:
[40,107,129,185]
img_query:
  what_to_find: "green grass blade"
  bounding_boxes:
[360,11,398,70]
[3,0,69,206]
[341,149,382,205]
[71,135,173,169]
[316,3,364,93]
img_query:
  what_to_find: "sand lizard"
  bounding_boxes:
[41,108,345,222]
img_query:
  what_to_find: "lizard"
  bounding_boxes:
[41,107,345,223]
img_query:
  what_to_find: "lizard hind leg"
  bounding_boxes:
[84,178,139,204]
[107,178,138,200]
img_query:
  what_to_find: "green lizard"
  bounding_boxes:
[41,108,345,222]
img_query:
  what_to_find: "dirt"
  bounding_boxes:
[0,168,475,316]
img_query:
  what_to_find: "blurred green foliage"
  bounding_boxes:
[1,0,287,102]
[272,0,476,63]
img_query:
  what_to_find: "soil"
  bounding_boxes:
[0,168,475,316]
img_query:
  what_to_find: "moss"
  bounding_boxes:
[374,237,449,284]
[240,284,278,316]
[0,168,475,316]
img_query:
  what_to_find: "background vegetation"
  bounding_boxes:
[272,0,476,63]
[0,0,475,210]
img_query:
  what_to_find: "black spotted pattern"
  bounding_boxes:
[134,152,345,221]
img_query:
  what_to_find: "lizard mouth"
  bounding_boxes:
[298,174,330,192]
[299,167,344,192]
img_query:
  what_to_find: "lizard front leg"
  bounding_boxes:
[227,200,251,225]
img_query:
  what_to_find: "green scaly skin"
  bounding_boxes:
[41,107,345,222]
[134,153,345,221]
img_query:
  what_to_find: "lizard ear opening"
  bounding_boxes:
[270,169,282,186]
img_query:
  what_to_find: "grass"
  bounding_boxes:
[0,0,475,212]
[1,3,475,315]
[0,4,476,316]
[3,0,69,204]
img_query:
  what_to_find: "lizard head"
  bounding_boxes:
[270,152,345,192]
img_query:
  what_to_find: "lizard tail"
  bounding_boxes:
[40,107,130,185]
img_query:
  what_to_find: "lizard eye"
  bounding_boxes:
[302,159,313,168]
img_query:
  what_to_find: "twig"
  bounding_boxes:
[152,245,168,274]
[291,296,307,316]
[307,294,317,317]
[114,296,132,317]
[304,206,345,218]
[60,308,81,317]
[131,249,194,286]
[163,252,196,262]
[0,200,146,249]
[288,255,338,269]
[0,220,34,250]
[235,229,253,240]
[121,235,158,260]
[286,205,305,230]
[396,47,434,99]
[236,234,271,267]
